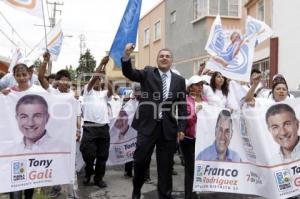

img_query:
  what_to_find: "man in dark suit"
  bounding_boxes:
[121,43,187,199]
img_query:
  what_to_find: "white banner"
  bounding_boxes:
[245,16,273,45]
[205,15,256,82]
[0,0,43,18]
[194,99,300,199]
[107,99,138,165]
[0,92,76,192]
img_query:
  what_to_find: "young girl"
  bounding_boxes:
[1,63,45,199]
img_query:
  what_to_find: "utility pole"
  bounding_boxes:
[46,1,64,74]
[79,34,86,55]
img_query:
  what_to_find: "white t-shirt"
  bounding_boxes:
[8,84,46,94]
[203,85,229,108]
[82,85,109,124]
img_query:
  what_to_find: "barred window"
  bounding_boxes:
[193,0,240,20]
[144,28,150,46]
[257,0,265,21]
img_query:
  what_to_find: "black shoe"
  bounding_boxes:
[132,192,141,199]
[172,170,178,175]
[83,176,91,185]
[124,172,133,178]
[94,180,107,188]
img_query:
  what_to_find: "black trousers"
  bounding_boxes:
[133,122,176,199]
[125,161,133,176]
[80,122,110,182]
[180,139,198,199]
[10,189,34,199]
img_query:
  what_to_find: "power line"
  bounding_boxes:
[0,28,18,47]
[0,10,33,50]
[46,0,51,25]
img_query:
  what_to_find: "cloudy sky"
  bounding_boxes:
[0,0,161,72]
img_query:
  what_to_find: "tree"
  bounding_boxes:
[76,49,96,78]
[65,65,76,81]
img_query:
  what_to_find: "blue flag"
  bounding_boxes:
[109,0,142,68]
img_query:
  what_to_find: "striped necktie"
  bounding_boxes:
[162,73,168,101]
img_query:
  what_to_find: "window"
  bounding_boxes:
[193,0,240,20]
[130,55,136,68]
[193,0,208,20]
[257,0,264,21]
[253,58,270,87]
[170,11,176,24]
[154,21,161,40]
[144,28,150,46]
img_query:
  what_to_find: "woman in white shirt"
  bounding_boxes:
[245,73,293,104]
[205,71,230,108]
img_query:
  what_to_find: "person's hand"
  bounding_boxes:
[246,98,256,107]
[100,56,109,66]
[76,131,81,142]
[124,43,135,59]
[252,73,262,85]
[98,56,109,73]
[43,51,50,63]
[177,131,185,142]
[1,88,11,95]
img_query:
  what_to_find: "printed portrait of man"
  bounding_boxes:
[265,103,300,161]
[15,94,68,153]
[197,109,241,162]
[114,109,130,140]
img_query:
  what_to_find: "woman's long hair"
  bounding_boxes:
[210,71,229,97]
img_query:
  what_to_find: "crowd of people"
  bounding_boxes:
[0,41,298,199]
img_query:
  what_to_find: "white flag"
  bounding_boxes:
[38,22,64,61]
[205,16,256,82]
[0,0,43,18]
[245,16,273,45]
[8,48,22,73]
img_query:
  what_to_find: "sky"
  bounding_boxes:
[0,0,162,72]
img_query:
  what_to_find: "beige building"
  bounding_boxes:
[246,0,300,90]
[245,0,273,87]
[0,55,9,73]
[138,0,165,68]
[106,51,139,86]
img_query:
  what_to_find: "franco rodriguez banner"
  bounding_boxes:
[194,98,300,199]
[0,92,76,192]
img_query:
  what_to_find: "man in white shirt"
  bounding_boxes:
[80,56,112,188]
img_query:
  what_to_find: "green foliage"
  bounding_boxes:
[65,65,76,81]
[76,49,96,75]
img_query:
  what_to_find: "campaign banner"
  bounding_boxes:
[107,99,138,165]
[194,99,300,199]
[205,15,256,82]
[244,15,273,45]
[0,92,76,192]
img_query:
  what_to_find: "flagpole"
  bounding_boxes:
[41,0,48,50]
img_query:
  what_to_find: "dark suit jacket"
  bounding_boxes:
[122,59,187,140]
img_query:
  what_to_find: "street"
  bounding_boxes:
[77,154,265,199]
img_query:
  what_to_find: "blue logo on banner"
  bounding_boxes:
[275,169,292,191]
[12,160,27,183]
